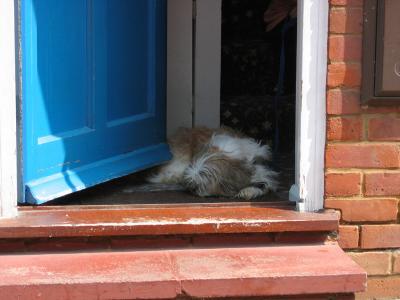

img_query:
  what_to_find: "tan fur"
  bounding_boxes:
[168,126,243,158]
[148,127,278,199]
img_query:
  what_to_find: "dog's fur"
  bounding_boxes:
[148,127,278,200]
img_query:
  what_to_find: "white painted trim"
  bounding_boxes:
[290,0,328,212]
[0,0,18,218]
[193,0,221,128]
[166,0,193,137]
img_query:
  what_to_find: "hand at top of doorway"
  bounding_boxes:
[264,0,297,32]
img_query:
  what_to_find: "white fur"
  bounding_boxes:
[236,186,265,200]
[148,159,189,184]
[210,134,271,162]
[183,153,217,184]
[251,164,279,192]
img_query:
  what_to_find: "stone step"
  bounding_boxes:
[0,244,366,299]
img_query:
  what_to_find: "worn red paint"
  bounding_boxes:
[0,206,339,238]
[0,245,366,300]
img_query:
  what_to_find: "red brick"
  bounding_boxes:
[327,117,362,141]
[329,8,363,34]
[365,173,400,196]
[325,173,361,197]
[356,276,400,300]
[368,117,400,141]
[393,251,400,274]
[325,199,399,222]
[329,35,362,62]
[330,0,363,6]
[328,63,361,88]
[325,144,400,168]
[347,251,391,275]
[361,225,400,249]
[338,225,359,249]
[362,105,400,114]
[327,89,361,115]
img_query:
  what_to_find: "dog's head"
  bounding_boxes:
[182,148,252,198]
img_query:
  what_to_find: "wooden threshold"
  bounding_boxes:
[0,204,339,238]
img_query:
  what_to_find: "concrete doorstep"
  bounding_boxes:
[0,244,366,300]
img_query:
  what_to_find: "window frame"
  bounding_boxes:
[0,0,328,218]
[362,0,400,105]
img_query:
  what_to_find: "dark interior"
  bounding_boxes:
[29,0,297,206]
[220,0,297,199]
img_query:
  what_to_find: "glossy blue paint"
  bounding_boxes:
[22,0,170,204]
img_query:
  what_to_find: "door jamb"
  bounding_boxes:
[166,0,193,136]
[289,0,328,212]
[0,0,18,218]
[167,0,222,135]
[192,0,222,128]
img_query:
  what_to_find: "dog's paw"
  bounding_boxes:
[236,186,266,200]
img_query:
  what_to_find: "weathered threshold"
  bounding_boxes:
[0,244,366,299]
[0,203,339,238]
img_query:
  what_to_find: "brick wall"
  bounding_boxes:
[325,0,400,299]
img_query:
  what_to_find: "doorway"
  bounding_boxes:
[6,0,328,211]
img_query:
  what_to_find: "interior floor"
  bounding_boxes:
[30,152,294,206]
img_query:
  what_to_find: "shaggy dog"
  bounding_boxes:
[148,127,278,200]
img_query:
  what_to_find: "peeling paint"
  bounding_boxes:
[52,218,275,228]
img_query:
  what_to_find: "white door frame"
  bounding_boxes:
[166,0,193,136]
[0,0,327,217]
[290,0,328,212]
[0,0,19,218]
[192,0,221,128]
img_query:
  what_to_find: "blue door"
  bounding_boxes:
[21,0,170,204]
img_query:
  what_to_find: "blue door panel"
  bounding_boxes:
[34,0,92,137]
[22,0,170,204]
[106,0,151,122]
